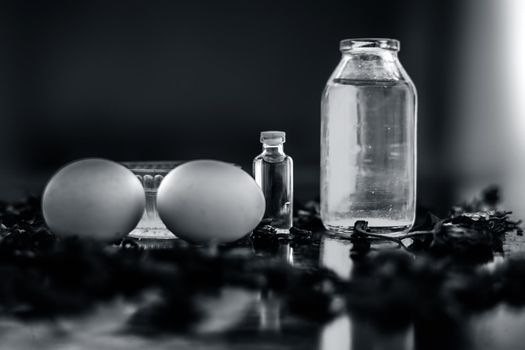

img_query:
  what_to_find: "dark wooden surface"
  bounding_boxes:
[1,231,524,350]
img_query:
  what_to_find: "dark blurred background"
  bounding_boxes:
[2,0,523,216]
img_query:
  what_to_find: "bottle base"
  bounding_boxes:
[324,222,412,237]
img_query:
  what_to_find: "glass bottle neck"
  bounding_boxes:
[262,144,284,155]
[334,49,405,82]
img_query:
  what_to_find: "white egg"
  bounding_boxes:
[42,158,145,240]
[157,160,265,243]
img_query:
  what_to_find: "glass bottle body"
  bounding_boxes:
[320,39,417,234]
[253,144,293,233]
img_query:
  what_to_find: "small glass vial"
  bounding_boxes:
[253,131,294,233]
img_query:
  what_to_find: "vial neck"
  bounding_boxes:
[262,144,284,155]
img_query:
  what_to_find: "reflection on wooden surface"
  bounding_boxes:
[2,230,525,349]
[320,235,354,280]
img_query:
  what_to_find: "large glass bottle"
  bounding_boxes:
[321,39,417,234]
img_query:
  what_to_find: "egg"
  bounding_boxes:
[42,158,145,240]
[157,160,265,243]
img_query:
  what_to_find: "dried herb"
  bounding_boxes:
[293,199,324,231]
[353,187,522,263]
[251,224,314,252]
[0,187,525,336]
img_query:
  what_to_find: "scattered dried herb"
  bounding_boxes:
[0,187,524,336]
[353,187,522,264]
[293,199,324,231]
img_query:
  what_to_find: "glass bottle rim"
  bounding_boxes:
[339,38,400,52]
[260,130,286,145]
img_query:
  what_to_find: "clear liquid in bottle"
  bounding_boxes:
[321,79,415,233]
[320,39,417,235]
